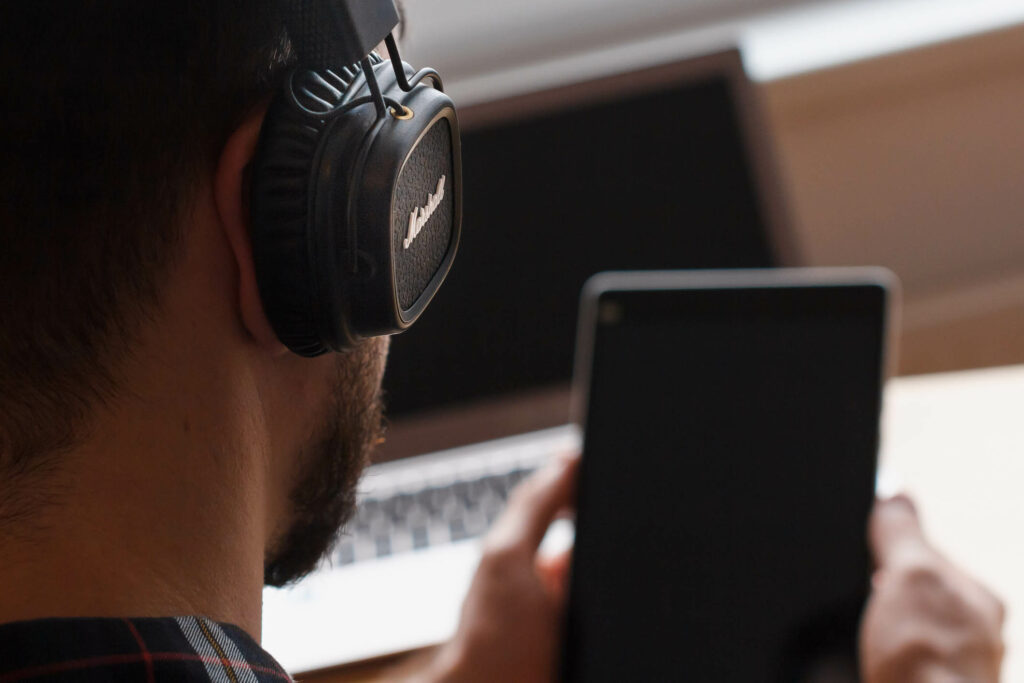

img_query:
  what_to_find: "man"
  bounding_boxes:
[0,1,1005,680]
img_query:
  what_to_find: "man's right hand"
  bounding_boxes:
[861,496,1006,682]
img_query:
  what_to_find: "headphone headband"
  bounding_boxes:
[284,0,400,68]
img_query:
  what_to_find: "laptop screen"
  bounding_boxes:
[379,50,785,458]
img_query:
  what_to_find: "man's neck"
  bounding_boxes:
[0,354,275,639]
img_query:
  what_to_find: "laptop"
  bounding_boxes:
[261,46,791,673]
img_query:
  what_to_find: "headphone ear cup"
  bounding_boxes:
[249,65,369,356]
[249,103,329,357]
[248,55,460,355]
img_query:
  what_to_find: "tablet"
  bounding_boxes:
[562,268,896,683]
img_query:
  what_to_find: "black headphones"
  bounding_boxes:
[250,0,462,356]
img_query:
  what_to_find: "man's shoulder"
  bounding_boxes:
[0,616,292,682]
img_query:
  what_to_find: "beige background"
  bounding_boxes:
[757,23,1024,375]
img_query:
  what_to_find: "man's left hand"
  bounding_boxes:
[413,452,580,682]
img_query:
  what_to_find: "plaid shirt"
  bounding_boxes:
[0,616,293,682]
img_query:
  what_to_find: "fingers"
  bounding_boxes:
[484,452,580,559]
[536,549,573,601]
[870,494,930,568]
[861,495,1008,683]
[871,496,1006,626]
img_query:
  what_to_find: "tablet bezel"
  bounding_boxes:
[563,266,900,680]
[571,267,900,429]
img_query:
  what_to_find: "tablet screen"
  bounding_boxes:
[563,275,888,682]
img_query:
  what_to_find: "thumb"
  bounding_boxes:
[485,452,580,558]
[869,494,929,569]
[537,549,573,602]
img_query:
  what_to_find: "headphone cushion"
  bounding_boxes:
[249,65,376,356]
[249,101,328,357]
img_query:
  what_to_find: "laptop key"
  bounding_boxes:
[449,518,469,542]
[415,486,445,514]
[462,510,488,539]
[428,521,450,546]
[335,540,356,566]
[486,474,512,500]
[508,467,531,488]
[466,478,487,501]
[389,493,414,521]
[440,498,463,522]
[389,525,413,555]
[361,497,383,519]
[452,480,472,504]
[411,525,430,550]
[353,537,378,562]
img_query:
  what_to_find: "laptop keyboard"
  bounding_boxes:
[315,425,582,568]
[332,464,538,566]
[262,426,581,672]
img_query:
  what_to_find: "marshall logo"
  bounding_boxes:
[403,175,446,250]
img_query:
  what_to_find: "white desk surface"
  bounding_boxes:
[882,364,1024,681]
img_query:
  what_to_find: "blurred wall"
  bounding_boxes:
[757,23,1024,374]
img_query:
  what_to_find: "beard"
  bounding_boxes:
[263,338,388,587]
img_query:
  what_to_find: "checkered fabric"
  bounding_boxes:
[0,616,293,682]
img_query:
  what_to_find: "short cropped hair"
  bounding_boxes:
[0,2,292,473]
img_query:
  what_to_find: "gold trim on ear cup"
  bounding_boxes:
[390,106,414,120]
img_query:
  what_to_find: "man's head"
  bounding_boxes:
[0,1,288,466]
[0,1,388,587]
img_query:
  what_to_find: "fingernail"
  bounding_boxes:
[881,493,916,513]
[557,450,581,467]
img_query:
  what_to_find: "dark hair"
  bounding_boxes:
[0,1,293,472]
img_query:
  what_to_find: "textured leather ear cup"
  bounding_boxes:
[249,66,366,357]
[249,54,460,354]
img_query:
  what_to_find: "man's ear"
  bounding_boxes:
[214,105,287,355]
